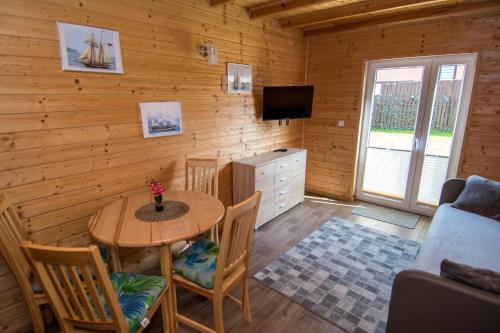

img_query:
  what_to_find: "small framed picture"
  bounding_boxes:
[226,63,252,93]
[139,102,183,139]
[56,22,124,74]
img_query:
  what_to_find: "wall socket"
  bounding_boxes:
[338,120,345,127]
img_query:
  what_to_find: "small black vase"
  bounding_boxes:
[154,194,164,212]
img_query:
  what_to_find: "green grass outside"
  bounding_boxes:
[371,128,453,137]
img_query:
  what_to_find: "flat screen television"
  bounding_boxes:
[263,86,314,121]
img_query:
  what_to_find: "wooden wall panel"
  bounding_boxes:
[0,0,306,331]
[304,13,500,201]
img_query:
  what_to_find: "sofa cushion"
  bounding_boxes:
[440,259,500,295]
[451,175,500,221]
[414,204,500,275]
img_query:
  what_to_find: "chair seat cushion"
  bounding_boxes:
[108,272,167,333]
[173,239,219,289]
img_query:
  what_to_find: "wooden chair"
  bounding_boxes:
[185,157,220,242]
[21,241,170,333]
[173,191,261,333]
[0,193,50,333]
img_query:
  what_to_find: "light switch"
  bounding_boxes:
[338,120,345,127]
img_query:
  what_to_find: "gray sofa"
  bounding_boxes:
[386,178,500,333]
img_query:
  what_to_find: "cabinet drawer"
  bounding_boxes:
[275,157,292,175]
[255,162,275,184]
[275,170,294,187]
[276,152,307,175]
[289,151,307,169]
[275,184,291,200]
[274,198,291,216]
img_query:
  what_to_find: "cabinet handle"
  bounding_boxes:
[279,203,286,208]
[279,191,287,196]
[280,163,288,168]
[280,178,286,182]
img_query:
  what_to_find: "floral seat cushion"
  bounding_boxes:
[173,239,219,289]
[106,272,167,333]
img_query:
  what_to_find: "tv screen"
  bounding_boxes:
[263,86,314,121]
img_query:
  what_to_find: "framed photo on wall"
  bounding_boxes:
[226,63,252,93]
[56,22,124,74]
[139,102,183,139]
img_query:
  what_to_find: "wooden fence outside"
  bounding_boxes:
[371,80,462,132]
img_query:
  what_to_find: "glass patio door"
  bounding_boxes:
[356,54,476,215]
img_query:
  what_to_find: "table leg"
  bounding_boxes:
[107,245,122,272]
[160,244,177,333]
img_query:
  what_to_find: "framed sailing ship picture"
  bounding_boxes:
[139,102,183,139]
[226,63,252,93]
[56,22,124,74]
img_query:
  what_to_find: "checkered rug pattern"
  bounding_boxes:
[254,218,421,333]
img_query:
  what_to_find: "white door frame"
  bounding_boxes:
[355,53,477,216]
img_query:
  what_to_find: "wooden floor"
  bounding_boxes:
[50,195,432,333]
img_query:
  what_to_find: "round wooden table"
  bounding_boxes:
[88,190,225,333]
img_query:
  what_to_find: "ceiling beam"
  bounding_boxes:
[303,0,500,36]
[209,0,230,6]
[249,0,335,19]
[281,0,457,28]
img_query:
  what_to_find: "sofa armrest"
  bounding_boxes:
[387,269,500,333]
[439,178,466,205]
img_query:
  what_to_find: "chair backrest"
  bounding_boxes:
[21,242,129,333]
[215,191,261,287]
[0,193,33,291]
[185,157,218,197]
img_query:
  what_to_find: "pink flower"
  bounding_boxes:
[149,181,165,196]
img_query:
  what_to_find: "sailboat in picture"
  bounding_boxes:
[77,32,113,68]
[56,22,123,73]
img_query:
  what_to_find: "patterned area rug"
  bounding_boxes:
[254,218,420,333]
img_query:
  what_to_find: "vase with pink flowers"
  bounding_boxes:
[149,181,166,212]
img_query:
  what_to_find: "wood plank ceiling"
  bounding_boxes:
[210,0,500,35]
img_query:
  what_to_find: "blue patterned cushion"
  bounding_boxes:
[106,272,167,332]
[173,239,219,289]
